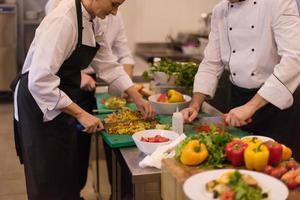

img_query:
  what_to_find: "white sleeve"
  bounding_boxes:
[193,9,225,98]
[258,0,300,109]
[111,14,135,65]
[90,33,133,93]
[28,17,76,121]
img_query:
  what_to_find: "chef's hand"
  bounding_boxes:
[181,107,199,123]
[135,98,155,119]
[77,111,104,133]
[225,105,254,127]
[181,92,204,123]
[80,73,96,91]
[225,94,268,127]
[126,85,155,119]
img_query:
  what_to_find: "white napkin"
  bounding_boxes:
[139,134,187,169]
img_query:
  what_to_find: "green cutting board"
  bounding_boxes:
[95,93,249,148]
[95,93,137,114]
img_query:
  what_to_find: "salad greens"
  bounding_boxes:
[142,59,198,89]
[228,171,268,200]
[176,131,234,168]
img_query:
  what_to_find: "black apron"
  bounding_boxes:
[230,83,300,161]
[11,0,99,199]
[76,74,97,190]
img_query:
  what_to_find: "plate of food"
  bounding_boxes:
[183,169,288,200]
[241,135,275,143]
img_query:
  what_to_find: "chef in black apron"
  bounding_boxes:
[181,0,300,160]
[11,0,154,199]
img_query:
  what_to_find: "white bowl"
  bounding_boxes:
[132,129,179,155]
[148,94,191,115]
[241,135,275,142]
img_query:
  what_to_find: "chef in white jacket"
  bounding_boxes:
[11,0,153,199]
[182,0,300,160]
[47,1,135,194]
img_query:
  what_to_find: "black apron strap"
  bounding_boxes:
[75,0,83,47]
[10,71,29,92]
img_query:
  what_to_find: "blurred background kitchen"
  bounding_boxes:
[0,0,220,199]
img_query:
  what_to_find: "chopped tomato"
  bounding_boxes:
[197,124,212,133]
[101,98,107,104]
[220,190,234,200]
[157,94,167,102]
[140,135,170,143]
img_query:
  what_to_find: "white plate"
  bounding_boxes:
[241,135,275,142]
[183,169,288,200]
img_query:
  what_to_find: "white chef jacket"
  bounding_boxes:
[82,13,135,74]
[194,0,300,110]
[14,0,133,121]
[98,13,134,66]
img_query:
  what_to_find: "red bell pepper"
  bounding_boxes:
[265,141,283,166]
[225,140,248,166]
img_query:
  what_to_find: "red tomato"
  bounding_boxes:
[220,190,234,200]
[157,94,167,102]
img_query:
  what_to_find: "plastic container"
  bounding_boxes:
[171,107,184,135]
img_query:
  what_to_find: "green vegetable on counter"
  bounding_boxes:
[176,130,234,168]
[142,59,198,90]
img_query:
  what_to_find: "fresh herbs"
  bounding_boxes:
[142,59,198,89]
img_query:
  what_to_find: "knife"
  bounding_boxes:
[196,115,227,126]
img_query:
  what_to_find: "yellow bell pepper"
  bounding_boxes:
[244,143,269,171]
[281,144,292,161]
[242,137,262,147]
[167,89,184,103]
[180,140,208,166]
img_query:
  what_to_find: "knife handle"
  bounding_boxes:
[76,123,85,132]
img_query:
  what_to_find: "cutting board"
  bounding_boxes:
[95,93,248,148]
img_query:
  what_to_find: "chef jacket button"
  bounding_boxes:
[229,27,233,31]
[254,1,257,4]
[231,4,234,8]
[251,72,255,76]
[233,50,236,53]
[251,25,255,29]
[251,48,255,52]
[233,73,236,76]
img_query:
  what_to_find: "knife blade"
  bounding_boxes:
[195,115,226,126]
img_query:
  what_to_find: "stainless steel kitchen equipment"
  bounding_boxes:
[0,3,17,91]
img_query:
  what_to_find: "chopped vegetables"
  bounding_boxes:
[102,96,126,109]
[140,135,170,143]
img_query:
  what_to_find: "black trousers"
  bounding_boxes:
[230,84,300,161]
